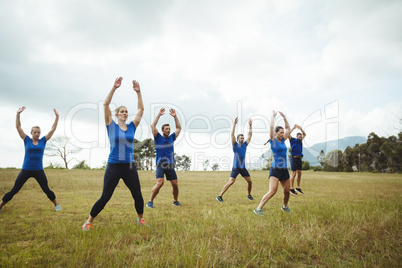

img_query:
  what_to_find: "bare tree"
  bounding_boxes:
[45,136,81,169]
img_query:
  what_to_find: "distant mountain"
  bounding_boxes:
[256,136,367,168]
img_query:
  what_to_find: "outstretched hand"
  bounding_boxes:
[53,109,59,117]
[248,118,252,126]
[17,106,26,114]
[132,80,140,92]
[234,117,239,124]
[278,111,285,118]
[169,109,177,117]
[272,110,277,117]
[159,108,166,116]
[114,77,123,89]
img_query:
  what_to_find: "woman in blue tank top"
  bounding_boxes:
[82,77,148,230]
[0,107,61,213]
[254,111,292,215]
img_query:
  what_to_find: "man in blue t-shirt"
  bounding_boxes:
[216,117,253,202]
[146,108,182,209]
[289,124,306,195]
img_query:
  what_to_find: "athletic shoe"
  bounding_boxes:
[290,189,297,196]
[138,218,149,227]
[253,208,263,216]
[216,196,224,202]
[295,188,304,194]
[246,195,254,201]
[55,204,62,211]
[146,201,154,209]
[281,206,291,212]
[172,201,182,206]
[82,222,94,231]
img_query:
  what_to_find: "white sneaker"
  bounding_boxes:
[55,204,62,211]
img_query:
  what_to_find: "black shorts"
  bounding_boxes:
[290,157,302,171]
[269,168,290,181]
[230,168,250,178]
[156,163,177,180]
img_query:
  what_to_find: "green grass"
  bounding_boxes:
[0,169,401,267]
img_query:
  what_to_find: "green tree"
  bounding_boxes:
[175,154,191,171]
[133,138,155,170]
[323,150,343,172]
[301,161,310,170]
[73,160,90,169]
[203,159,209,171]
[317,150,325,167]
[212,163,219,171]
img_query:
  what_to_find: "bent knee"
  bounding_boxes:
[268,189,278,195]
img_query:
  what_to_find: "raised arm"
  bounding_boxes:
[16,106,27,139]
[279,111,290,140]
[170,109,182,138]
[246,118,252,144]
[151,108,165,137]
[104,77,122,125]
[269,111,277,142]
[45,109,59,141]
[289,124,297,139]
[231,117,238,145]
[132,80,144,128]
[297,124,307,140]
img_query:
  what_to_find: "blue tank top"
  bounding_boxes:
[233,141,247,168]
[269,138,287,168]
[155,132,176,164]
[106,121,136,163]
[290,137,303,157]
[22,136,47,170]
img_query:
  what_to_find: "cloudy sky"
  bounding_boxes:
[1,0,401,170]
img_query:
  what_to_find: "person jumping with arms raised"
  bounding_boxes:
[146,107,182,209]
[289,124,306,195]
[82,77,148,231]
[216,117,254,202]
[254,111,291,216]
[0,107,61,213]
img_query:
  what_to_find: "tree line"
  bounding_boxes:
[45,131,401,173]
[318,132,402,173]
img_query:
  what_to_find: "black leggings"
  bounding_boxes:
[2,169,56,203]
[90,163,144,217]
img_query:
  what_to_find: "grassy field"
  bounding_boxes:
[0,169,401,267]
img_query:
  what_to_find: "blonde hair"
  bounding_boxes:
[31,126,41,133]
[115,106,127,114]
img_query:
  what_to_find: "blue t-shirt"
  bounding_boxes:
[22,136,47,170]
[290,137,303,157]
[233,141,248,168]
[106,121,136,163]
[155,132,176,164]
[269,138,288,168]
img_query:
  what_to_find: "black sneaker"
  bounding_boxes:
[290,189,297,196]
[216,196,223,202]
[295,188,304,194]
[246,195,254,201]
